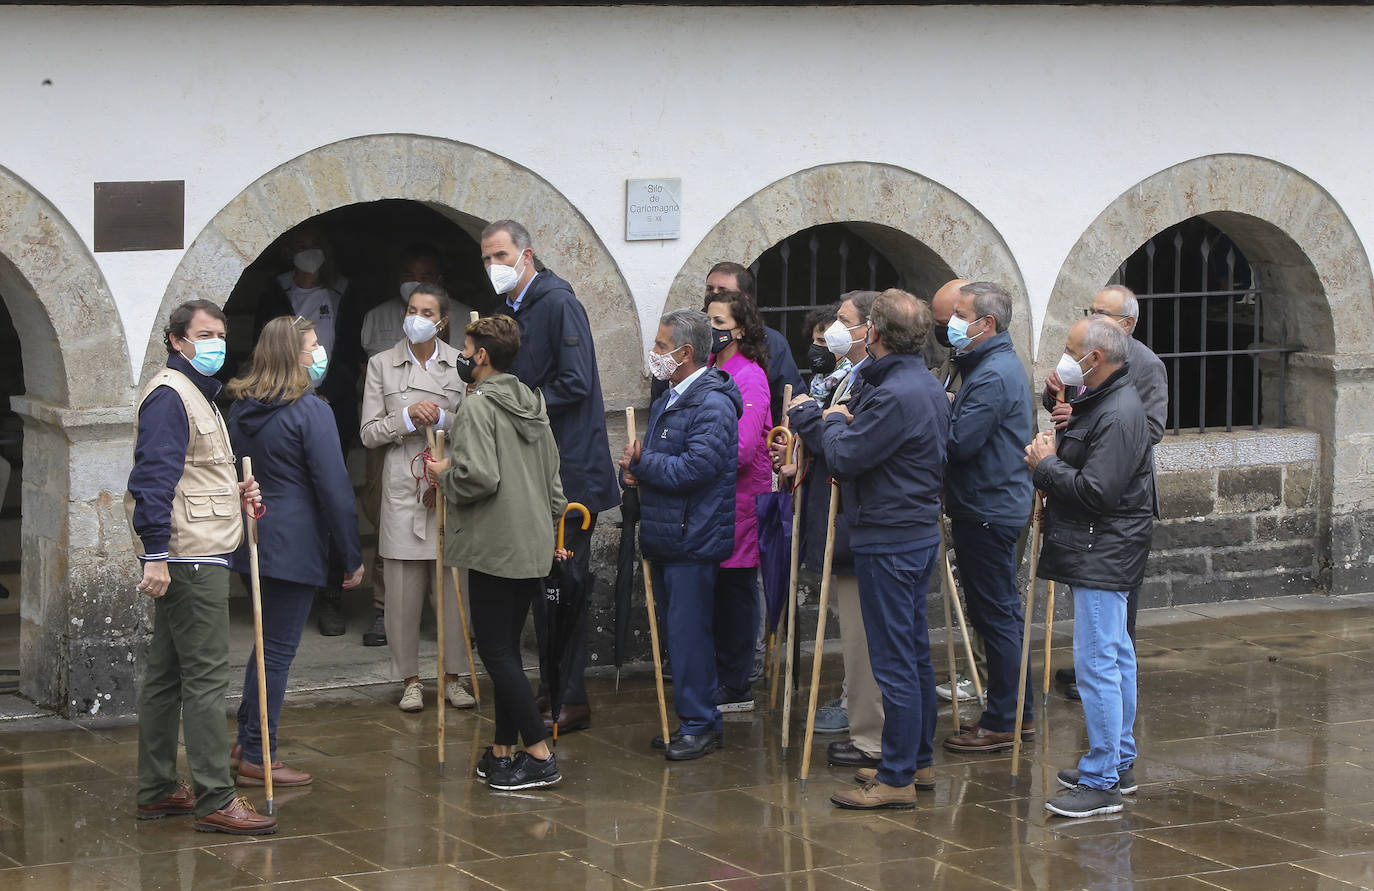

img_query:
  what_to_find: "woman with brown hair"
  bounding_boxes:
[226,316,365,787]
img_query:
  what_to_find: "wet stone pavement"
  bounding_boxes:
[5,594,1374,889]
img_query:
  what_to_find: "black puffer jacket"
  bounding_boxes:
[1033,365,1155,591]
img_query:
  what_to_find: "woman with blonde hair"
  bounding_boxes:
[226,316,364,787]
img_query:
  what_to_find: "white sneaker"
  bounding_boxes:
[936,676,976,702]
[444,681,476,709]
[399,681,424,712]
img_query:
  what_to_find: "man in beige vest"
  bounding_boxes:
[125,299,275,835]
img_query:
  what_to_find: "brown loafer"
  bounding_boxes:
[943,724,1023,753]
[193,796,277,835]
[136,779,196,819]
[958,720,1035,740]
[542,702,592,733]
[236,759,312,787]
[854,766,935,790]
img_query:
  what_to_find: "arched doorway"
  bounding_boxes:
[1043,154,1374,599]
[0,163,139,715]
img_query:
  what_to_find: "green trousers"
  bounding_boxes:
[136,562,236,817]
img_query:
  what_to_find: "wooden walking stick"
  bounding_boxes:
[799,481,840,792]
[1042,388,1065,706]
[241,457,273,815]
[780,438,805,753]
[939,528,962,733]
[431,428,448,773]
[763,384,793,705]
[941,544,986,707]
[1011,488,1046,780]
[627,407,671,748]
[450,566,479,710]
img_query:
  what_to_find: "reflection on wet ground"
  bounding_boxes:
[3,594,1374,888]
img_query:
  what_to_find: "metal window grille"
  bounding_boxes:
[1112,218,1299,434]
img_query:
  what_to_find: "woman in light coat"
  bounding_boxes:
[360,284,474,712]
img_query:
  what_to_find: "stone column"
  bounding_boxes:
[11,396,140,717]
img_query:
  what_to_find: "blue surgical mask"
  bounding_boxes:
[947,315,989,353]
[187,338,226,376]
[306,345,328,382]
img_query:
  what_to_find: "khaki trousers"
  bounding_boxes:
[833,571,884,756]
[382,557,467,681]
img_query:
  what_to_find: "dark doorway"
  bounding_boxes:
[0,293,22,694]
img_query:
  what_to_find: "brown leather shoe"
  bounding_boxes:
[236,759,312,787]
[193,796,278,835]
[542,702,591,733]
[853,766,935,790]
[136,779,196,819]
[958,720,1036,740]
[944,724,1025,753]
[831,780,916,810]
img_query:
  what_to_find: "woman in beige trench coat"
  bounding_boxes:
[360,284,475,712]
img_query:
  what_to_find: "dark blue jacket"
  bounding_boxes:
[791,352,949,551]
[652,326,803,426]
[632,368,742,564]
[501,269,619,513]
[128,353,225,560]
[227,393,362,587]
[945,331,1034,526]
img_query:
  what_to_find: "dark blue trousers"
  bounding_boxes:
[236,576,315,765]
[854,543,939,787]
[713,567,759,701]
[950,518,1034,733]
[652,561,721,735]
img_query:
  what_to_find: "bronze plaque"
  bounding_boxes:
[93,180,185,252]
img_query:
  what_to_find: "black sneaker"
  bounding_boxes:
[317,593,345,636]
[487,751,561,791]
[716,688,755,713]
[475,746,512,780]
[1058,766,1137,795]
[362,609,386,647]
[1045,783,1123,818]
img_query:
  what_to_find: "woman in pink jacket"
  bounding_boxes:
[703,290,774,712]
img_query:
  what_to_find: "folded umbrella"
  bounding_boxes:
[544,502,591,743]
[612,483,641,690]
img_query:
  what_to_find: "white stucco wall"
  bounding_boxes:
[1,4,1371,375]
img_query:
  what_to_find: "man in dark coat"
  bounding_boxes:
[482,219,619,733]
[1028,317,1154,820]
[621,309,741,761]
[790,289,949,810]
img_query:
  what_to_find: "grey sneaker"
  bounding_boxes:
[935,676,976,702]
[1058,766,1137,795]
[1045,783,1123,818]
[814,698,849,734]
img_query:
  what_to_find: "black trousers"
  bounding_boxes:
[469,570,547,747]
[533,513,597,707]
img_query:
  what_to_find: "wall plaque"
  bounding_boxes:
[93,180,185,252]
[625,178,681,241]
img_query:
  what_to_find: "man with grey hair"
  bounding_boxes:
[621,309,742,761]
[1026,316,1154,819]
[940,282,1037,754]
[1046,284,1167,698]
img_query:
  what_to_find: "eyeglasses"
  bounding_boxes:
[1081,307,1128,320]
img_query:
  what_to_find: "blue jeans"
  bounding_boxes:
[652,562,721,735]
[713,567,759,700]
[853,543,939,787]
[236,576,315,765]
[1073,587,1138,789]
[950,518,1033,732]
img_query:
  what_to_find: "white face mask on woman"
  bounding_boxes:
[403,315,438,344]
[293,248,325,275]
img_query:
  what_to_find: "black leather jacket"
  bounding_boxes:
[1033,365,1155,591]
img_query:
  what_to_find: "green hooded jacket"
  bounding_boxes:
[438,372,567,580]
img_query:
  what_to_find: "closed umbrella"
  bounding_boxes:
[544,502,592,743]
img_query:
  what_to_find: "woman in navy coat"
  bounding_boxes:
[226,316,364,786]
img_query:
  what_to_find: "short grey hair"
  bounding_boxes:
[840,290,880,324]
[1083,316,1130,364]
[480,219,533,252]
[660,308,711,365]
[960,281,1013,333]
[1100,284,1139,320]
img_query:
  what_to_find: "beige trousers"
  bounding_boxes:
[833,572,884,756]
[382,557,468,681]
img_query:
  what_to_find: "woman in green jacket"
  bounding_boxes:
[426,315,566,792]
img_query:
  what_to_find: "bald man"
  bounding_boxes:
[929,279,968,392]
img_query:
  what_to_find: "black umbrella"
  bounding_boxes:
[612,483,641,690]
[544,502,592,742]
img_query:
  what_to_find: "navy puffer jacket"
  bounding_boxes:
[632,368,742,564]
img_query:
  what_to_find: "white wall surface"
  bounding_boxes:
[1,4,1371,375]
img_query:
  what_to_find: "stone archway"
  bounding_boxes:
[153,134,644,408]
[1044,153,1374,595]
[668,162,1031,359]
[0,163,139,715]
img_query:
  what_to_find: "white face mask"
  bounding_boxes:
[399,281,421,301]
[1056,351,1093,389]
[823,319,865,357]
[487,252,527,295]
[293,248,325,275]
[647,345,687,381]
[403,315,438,344]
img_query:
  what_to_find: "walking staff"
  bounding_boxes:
[1041,388,1065,707]
[627,406,671,749]
[799,481,840,791]
[1011,485,1046,780]
[450,566,479,709]
[779,436,805,752]
[940,541,986,707]
[428,427,449,772]
[241,457,273,814]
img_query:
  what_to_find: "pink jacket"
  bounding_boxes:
[715,351,773,568]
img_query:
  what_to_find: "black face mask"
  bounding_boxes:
[709,326,734,355]
[455,351,476,384]
[808,343,837,375]
[933,323,952,349]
